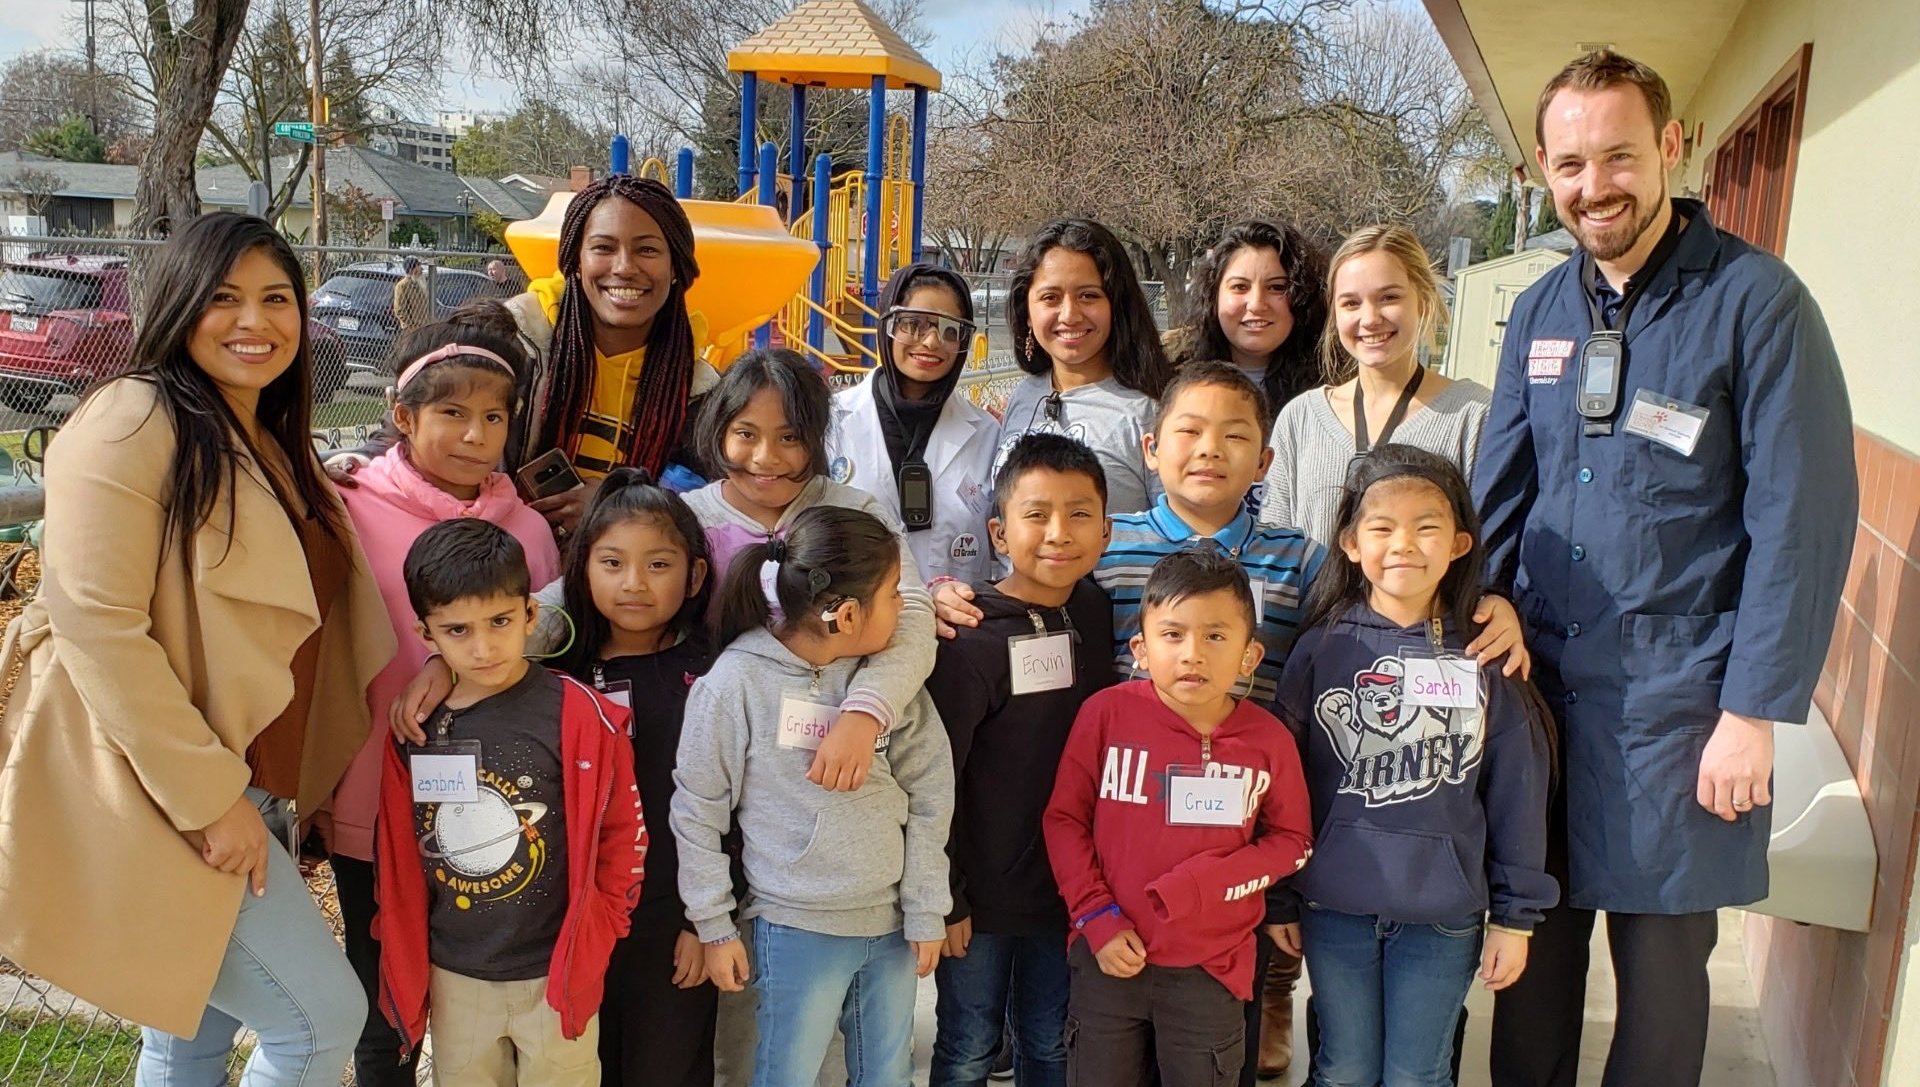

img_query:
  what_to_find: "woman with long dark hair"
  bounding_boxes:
[990,218,1174,519]
[0,213,395,1085]
[1171,218,1330,415]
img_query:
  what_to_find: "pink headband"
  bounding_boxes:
[394,343,516,393]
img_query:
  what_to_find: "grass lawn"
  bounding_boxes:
[0,1008,142,1085]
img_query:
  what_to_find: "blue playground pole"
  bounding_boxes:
[809,154,831,355]
[863,75,886,359]
[910,87,928,261]
[737,72,759,199]
[610,134,631,176]
[756,142,779,350]
[675,148,694,199]
[788,86,808,223]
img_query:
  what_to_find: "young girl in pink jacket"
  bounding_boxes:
[326,320,561,1087]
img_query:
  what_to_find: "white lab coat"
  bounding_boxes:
[827,374,1002,586]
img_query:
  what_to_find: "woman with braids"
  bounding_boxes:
[0,212,394,1083]
[331,175,716,537]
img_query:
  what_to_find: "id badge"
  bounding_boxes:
[1009,631,1075,696]
[1165,764,1247,827]
[411,739,482,804]
[1401,656,1481,709]
[778,695,837,752]
[600,679,633,710]
[1622,388,1708,456]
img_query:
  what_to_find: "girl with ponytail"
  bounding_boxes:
[672,505,956,1087]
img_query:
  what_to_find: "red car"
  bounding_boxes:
[0,252,349,416]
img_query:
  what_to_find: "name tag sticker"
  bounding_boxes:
[1165,766,1247,827]
[1010,631,1075,696]
[411,741,482,804]
[1402,657,1480,709]
[778,695,837,752]
[1248,579,1267,626]
[1622,388,1708,456]
[600,679,633,710]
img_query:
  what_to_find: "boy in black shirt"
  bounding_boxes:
[926,434,1115,1086]
[374,519,644,1086]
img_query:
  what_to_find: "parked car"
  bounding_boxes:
[0,252,351,416]
[309,261,502,376]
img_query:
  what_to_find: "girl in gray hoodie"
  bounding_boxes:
[671,505,955,1087]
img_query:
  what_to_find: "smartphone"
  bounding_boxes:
[515,449,585,501]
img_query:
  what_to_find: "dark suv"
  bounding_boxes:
[0,253,350,415]
[309,262,503,376]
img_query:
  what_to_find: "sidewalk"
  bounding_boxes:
[870,909,1774,1085]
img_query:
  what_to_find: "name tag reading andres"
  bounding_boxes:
[1009,632,1075,696]
[411,751,480,804]
[777,696,837,752]
[1166,770,1247,827]
[1402,657,1480,709]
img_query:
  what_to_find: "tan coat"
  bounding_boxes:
[0,378,396,1036]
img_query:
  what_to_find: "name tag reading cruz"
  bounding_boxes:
[1165,766,1247,827]
[1402,657,1480,709]
[410,740,482,804]
[1009,632,1075,696]
[777,696,837,752]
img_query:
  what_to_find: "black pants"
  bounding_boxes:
[1489,903,1717,1087]
[330,855,419,1087]
[1066,940,1243,1087]
[600,900,719,1087]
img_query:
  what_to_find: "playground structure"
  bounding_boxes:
[503,0,945,374]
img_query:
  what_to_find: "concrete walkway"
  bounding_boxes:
[846,909,1774,1086]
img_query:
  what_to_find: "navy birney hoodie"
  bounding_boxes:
[1273,604,1558,929]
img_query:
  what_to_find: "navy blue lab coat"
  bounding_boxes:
[1473,199,1856,914]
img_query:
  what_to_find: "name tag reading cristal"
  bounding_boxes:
[778,696,837,752]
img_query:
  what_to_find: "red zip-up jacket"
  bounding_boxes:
[374,672,646,1048]
[1043,680,1312,999]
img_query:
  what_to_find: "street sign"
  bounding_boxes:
[272,122,316,143]
[381,199,396,221]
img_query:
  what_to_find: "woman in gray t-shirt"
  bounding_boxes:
[1259,225,1490,549]
[989,219,1174,518]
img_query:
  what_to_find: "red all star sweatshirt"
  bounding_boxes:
[1043,680,1313,999]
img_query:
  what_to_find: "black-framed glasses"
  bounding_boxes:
[883,307,975,349]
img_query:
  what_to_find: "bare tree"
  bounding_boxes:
[0,51,146,147]
[922,60,1017,272]
[128,0,250,238]
[5,168,68,217]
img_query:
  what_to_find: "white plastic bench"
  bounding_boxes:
[1749,703,1878,932]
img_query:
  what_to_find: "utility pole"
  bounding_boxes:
[72,0,99,134]
[310,0,328,247]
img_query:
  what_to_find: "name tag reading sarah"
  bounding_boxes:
[1402,657,1480,709]
[1166,768,1248,827]
[778,696,838,752]
[410,746,481,804]
[1009,632,1075,696]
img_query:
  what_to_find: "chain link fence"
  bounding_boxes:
[0,233,524,459]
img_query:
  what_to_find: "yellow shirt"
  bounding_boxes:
[525,271,709,477]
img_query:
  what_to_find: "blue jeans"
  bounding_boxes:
[931,930,1069,1087]
[136,789,365,1087]
[747,918,919,1087]
[1300,904,1483,1087]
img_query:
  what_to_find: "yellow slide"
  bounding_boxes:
[504,193,821,369]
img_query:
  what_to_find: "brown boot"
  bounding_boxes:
[1257,948,1303,1078]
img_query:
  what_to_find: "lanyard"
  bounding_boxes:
[1578,206,1687,338]
[1352,366,1424,458]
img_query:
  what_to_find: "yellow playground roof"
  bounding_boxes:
[726,0,943,92]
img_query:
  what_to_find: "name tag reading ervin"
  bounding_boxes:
[1009,632,1075,696]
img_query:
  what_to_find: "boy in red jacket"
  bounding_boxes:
[374,519,645,1086]
[1044,549,1312,1086]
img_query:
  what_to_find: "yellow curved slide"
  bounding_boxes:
[505,192,821,369]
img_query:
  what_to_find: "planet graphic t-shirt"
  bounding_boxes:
[413,665,571,981]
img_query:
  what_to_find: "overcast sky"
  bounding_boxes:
[1,1,1092,119]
